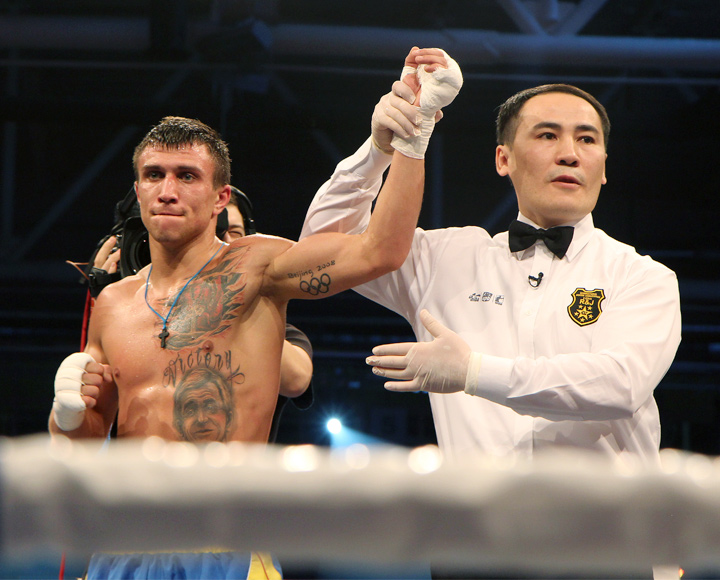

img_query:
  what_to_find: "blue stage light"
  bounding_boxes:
[326,418,342,434]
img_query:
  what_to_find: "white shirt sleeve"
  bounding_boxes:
[300,137,392,239]
[465,263,682,422]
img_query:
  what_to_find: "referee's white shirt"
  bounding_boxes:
[301,138,682,466]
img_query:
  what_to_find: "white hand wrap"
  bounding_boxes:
[53,352,94,431]
[392,50,463,159]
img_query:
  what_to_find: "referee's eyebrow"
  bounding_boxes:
[532,121,601,136]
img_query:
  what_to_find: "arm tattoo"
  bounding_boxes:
[294,260,336,295]
[299,273,332,295]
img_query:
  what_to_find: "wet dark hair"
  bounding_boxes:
[133,116,231,187]
[496,84,610,150]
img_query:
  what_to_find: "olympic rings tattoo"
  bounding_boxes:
[299,273,331,295]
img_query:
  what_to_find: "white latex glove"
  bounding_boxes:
[391,48,463,159]
[366,309,476,393]
[370,80,421,154]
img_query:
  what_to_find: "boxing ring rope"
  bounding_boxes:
[2,435,720,576]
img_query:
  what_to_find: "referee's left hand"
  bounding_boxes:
[366,309,471,394]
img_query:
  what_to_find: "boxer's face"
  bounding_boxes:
[135,143,229,246]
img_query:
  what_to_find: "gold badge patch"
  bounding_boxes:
[567,288,605,326]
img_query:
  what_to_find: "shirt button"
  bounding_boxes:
[524,309,533,317]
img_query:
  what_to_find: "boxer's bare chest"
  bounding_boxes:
[100,243,281,442]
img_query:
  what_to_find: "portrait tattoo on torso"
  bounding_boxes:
[154,245,251,442]
[168,349,244,443]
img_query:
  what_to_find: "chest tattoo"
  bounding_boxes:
[157,245,250,350]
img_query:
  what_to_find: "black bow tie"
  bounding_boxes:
[508,220,574,259]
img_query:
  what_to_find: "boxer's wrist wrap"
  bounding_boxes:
[53,352,94,431]
[392,49,463,159]
[391,111,437,160]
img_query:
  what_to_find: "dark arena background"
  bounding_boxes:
[1,0,719,453]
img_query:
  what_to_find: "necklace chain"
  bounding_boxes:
[144,242,227,348]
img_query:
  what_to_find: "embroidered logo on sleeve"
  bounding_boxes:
[567,288,605,326]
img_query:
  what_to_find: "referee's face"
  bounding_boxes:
[495,92,607,229]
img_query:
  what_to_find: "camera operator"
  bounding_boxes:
[90,234,121,280]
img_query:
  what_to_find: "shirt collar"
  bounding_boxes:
[509,212,594,262]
